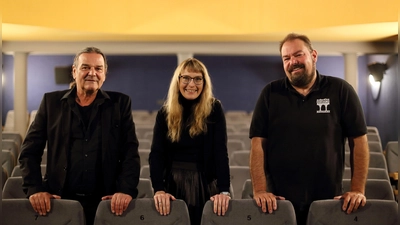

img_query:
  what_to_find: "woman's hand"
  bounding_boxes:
[210,193,231,216]
[153,191,176,215]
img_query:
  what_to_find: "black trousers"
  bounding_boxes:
[294,204,310,225]
[64,193,102,225]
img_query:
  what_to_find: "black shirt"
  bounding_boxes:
[249,72,367,209]
[65,93,105,195]
[171,96,204,164]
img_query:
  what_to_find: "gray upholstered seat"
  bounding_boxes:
[140,165,150,179]
[138,149,150,167]
[343,167,389,180]
[2,176,26,199]
[345,152,387,170]
[2,131,23,148]
[11,164,46,177]
[94,198,190,225]
[2,199,85,225]
[307,199,398,225]
[229,150,250,166]
[229,166,250,199]
[137,178,154,198]
[342,179,394,200]
[201,199,296,225]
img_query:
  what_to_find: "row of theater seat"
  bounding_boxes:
[4,147,398,201]
[2,109,252,135]
[2,112,398,202]
[3,177,154,199]
[5,167,396,202]
[2,198,398,225]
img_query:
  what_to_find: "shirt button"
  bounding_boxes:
[85,154,88,157]
[85,139,88,142]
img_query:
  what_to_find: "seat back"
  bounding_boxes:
[227,139,246,156]
[229,150,250,166]
[229,166,250,199]
[201,199,296,225]
[138,149,150,167]
[368,141,383,152]
[368,152,388,169]
[343,167,389,180]
[342,179,394,200]
[367,133,381,143]
[137,178,153,198]
[241,179,253,199]
[3,110,15,132]
[2,199,85,225]
[2,176,26,199]
[2,139,19,165]
[94,199,190,225]
[1,150,15,177]
[140,165,150,179]
[227,133,251,149]
[3,110,29,132]
[307,199,398,225]
[11,164,46,177]
[2,166,8,188]
[2,132,23,147]
[138,139,152,149]
[385,141,398,173]
[345,152,387,170]
[135,125,153,139]
[366,126,379,135]
[28,110,38,127]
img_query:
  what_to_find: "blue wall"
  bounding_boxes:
[364,54,398,149]
[2,53,397,147]
[3,54,344,114]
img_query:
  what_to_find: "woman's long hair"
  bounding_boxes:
[163,58,214,142]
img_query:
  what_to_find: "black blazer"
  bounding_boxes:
[19,88,140,198]
[149,99,230,193]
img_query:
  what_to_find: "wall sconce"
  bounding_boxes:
[367,62,387,100]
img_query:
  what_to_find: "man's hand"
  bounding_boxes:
[253,191,285,213]
[102,193,132,216]
[29,192,61,215]
[334,191,367,214]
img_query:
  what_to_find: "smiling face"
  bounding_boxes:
[72,52,106,95]
[281,39,318,88]
[179,69,204,100]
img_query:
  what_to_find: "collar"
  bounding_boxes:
[61,86,110,102]
[284,70,324,94]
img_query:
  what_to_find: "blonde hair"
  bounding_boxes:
[163,58,214,142]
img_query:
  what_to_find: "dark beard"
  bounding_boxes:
[288,64,315,88]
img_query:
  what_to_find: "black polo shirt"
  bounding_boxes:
[65,92,105,195]
[249,72,367,209]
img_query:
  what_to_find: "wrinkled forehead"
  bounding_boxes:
[281,39,309,56]
[78,53,105,66]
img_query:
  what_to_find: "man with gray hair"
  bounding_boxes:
[19,47,140,225]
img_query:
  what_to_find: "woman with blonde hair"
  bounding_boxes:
[149,58,231,225]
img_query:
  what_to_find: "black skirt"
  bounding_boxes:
[166,161,219,225]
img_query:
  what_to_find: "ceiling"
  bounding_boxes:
[2,0,399,43]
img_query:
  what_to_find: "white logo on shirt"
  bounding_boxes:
[316,98,330,113]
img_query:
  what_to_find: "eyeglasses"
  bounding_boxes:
[179,75,204,85]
